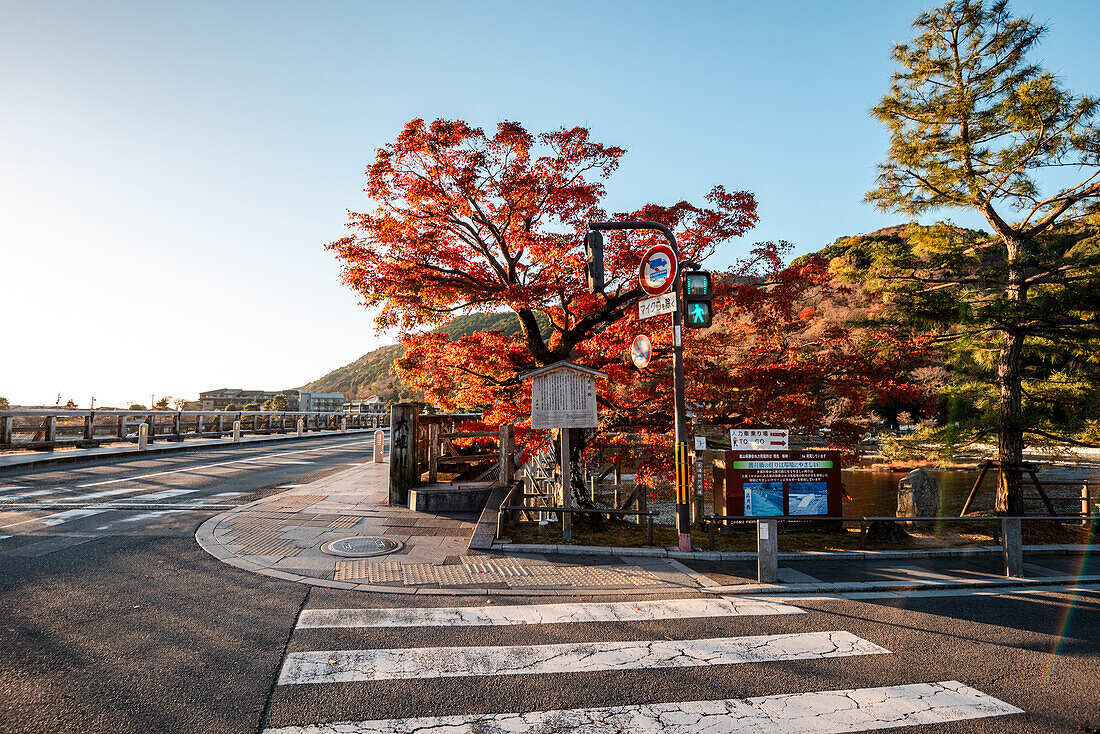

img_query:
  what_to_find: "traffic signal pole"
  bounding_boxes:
[589,221,693,552]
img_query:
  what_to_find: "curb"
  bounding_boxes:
[493,542,1097,561]
[0,428,381,473]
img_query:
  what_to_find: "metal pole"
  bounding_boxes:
[590,220,691,552]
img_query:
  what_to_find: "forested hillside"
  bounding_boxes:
[300,311,545,399]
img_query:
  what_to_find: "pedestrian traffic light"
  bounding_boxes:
[683,270,712,328]
[585,230,604,293]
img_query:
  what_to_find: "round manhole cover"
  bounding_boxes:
[321,536,403,558]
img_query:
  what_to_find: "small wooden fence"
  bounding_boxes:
[416,415,516,486]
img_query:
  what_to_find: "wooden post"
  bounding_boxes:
[561,428,572,541]
[196,414,204,437]
[1,416,12,447]
[173,412,182,440]
[45,416,57,445]
[428,422,439,483]
[1024,465,1058,517]
[84,412,95,442]
[146,415,155,443]
[498,423,514,487]
[117,414,126,440]
[637,480,647,525]
[216,414,224,436]
[388,403,419,506]
[960,460,991,515]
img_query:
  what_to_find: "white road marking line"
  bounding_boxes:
[211,491,245,497]
[277,631,888,685]
[276,485,305,489]
[95,509,186,530]
[262,680,1021,734]
[243,459,316,465]
[298,597,804,629]
[131,489,199,501]
[40,509,110,527]
[74,440,372,488]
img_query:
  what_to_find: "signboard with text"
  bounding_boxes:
[638,292,676,319]
[721,449,842,518]
[529,365,600,429]
[729,428,789,450]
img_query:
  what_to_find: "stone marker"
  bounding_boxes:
[897,468,940,527]
[388,403,419,506]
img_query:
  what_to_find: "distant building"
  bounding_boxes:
[298,391,345,412]
[198,389,346,412]
[344,395,388,415]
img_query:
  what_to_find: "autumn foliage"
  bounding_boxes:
[329,118,930,493]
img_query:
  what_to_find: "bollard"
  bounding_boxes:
[1002,517,1023,577]
[232,420,241,444]
[341,417,347,434]
[373,429,385,463]
[757,518,778,584]
[296,419,304,438]
[138,423,148,451]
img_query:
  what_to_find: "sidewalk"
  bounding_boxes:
[195,461,1100,597]
[0,428,379,473]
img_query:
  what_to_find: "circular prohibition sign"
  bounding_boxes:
[638,243,678,296]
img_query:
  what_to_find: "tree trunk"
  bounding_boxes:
[995,328,1025,515]
[996,235,1026,516]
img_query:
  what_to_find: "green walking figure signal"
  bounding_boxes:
[683,270,712,328]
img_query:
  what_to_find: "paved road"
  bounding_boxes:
[1,439,1098,733]
[262,585,1099,733]
[0,435,377,732]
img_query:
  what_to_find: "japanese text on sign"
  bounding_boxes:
[531,370,599,429]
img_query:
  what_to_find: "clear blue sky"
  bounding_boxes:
[2,0,1098,408]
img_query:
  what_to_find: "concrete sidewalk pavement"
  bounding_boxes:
[195,460,1100,597]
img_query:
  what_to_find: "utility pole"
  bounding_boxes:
[588,220,692,552]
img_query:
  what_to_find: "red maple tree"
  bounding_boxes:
[329,118,929,494]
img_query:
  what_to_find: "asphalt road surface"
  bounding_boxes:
[1,437,1098,733]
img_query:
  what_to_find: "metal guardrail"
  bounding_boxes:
[0,409,388,451]
[705,514,1095,580]
[502,504,660,545]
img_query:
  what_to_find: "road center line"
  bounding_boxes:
[277,631,888,684]
[297,597,804,629]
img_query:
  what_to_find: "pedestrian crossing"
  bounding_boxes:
[266,595,1022,733]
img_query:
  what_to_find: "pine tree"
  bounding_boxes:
[866,0,1100,514]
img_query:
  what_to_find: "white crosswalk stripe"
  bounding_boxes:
[264,681,1021,734]
[266,596,1023,732]
[297,597,803,628]
[279,631,887,684]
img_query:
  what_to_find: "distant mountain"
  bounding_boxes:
[301,311,546,399]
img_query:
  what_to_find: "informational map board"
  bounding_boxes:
[530,366,600,429]
[721,449,842,518]
[729,428,789,450]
